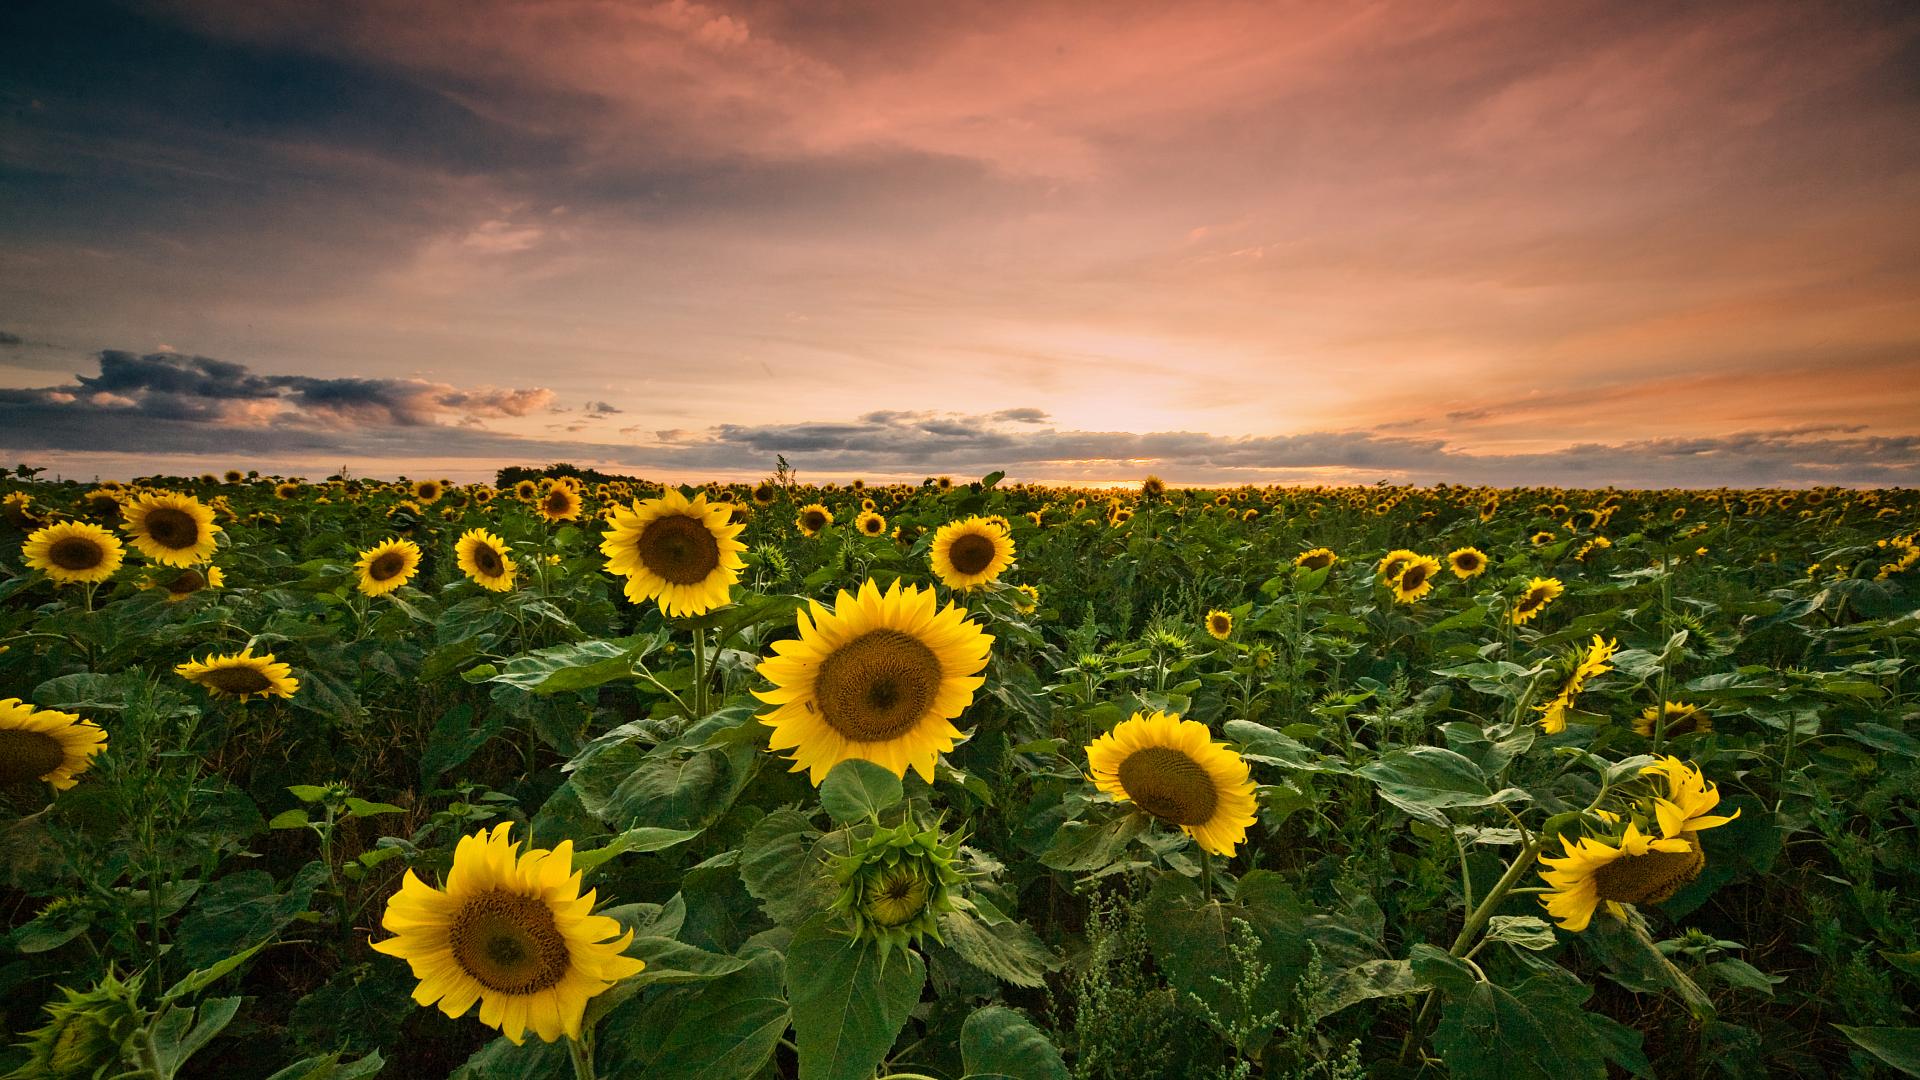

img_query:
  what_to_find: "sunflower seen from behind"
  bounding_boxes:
[23,522,124,586]
[930,516,1015,592]
[120,491,221,567]
[175,648,299,702]
[599,489,746,618]
[756,579,992,784]
[372,823,644,1045]
[1086,711,1257,857]
[456,529,517,592]
[356,538,422,597]
[0,699,107,792]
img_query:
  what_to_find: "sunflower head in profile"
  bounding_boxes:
[599,489,746,617]
[1294,547,1337,572]
[0,699,107,792]
[1391,555,1441,604]
[356,538,423,597]
[1511,576,1564,625]
[755,579,992,784]
[536,482,582,523]
[1376,548,1418,582]
[456,529,517,592]
[147,565,224,603]
[1204,609,1233,640]
[1446,546,1487,579]
[176,648,299,702]
[119,491,221,567]
[1633,701,1712,739]
[372,823,644,1045]
[1640,756,1740,838]
[829,816,965,961]
[23,522,125,586]
[855,510,889,537]
[931,517,1015,592]
[795,503,834,537]
[1086,711,1258,857]
[1539,822,1704,932]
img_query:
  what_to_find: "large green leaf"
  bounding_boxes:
[787,916,926,1080]
[939,905,1059,988]
[604,948,790,1080]
[738,809,830,926]
[960,1005,1070,1080]
[1836,1026,1920,1076]
[1357,746,1529,827]
[819,759,904,824]
[1430,969,1614,1080]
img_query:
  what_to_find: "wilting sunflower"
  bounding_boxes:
[23,522,124,586]
[1205,609,1233,640]
[536,483,582,523]
[1539,822,1702,932]
[1295,547,1337,571]
[372,823,644,1045]
[795,503,834,537]
[0,699,107,792]
[356,538,423,597]
[1641,757,1740,838]
[1392,555,1441,603]
[120,491,221,567]
[147,565,224,603]
[855,510,889,537]
[1086,711,1258,857]
[1377,548,1418,582]
[456,529,517,592]
[1511,576,1564,625]
[930,516,1016,592]
[175,648,299,702]
[755,579,992,784]
[1633,701,1712,738]
[1447,546,1488,579]
[599,489,746,617]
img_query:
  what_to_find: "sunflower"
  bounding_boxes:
[23,522,124,585]
[537,483,582,523]
[855,510,888,537]
[931,516,1016,591]
[1447,547,1488,579]
[1641,757,1740,838]
[356,538,423,597]
[1086,711,1258,857]
[1539,822,1702,932]
[175,648,299,702]
[372,823,644,1045]
[599,489,746,617]
[795,503,834,537]
[1205,609,1233,640]
[1536,635,1616,734]
[1377,548,1418,582]
[1012,583,1041,614]
[1633,701,1712,739]
[413,479,444,504]
[1511,577,1564,625]
[1391,555,1441,603]
[1529,530,1556,546]
[755,579,992,784]
[147,565,224,602]
[1141,475,1166,498]
[1295,548,1337,571]
[119,491,221,567]
[275,481,302,500]
[0,699,107,792]
[511,479,539,501]
[456,529,517,592]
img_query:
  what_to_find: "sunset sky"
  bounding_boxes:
[3,0,1917,486]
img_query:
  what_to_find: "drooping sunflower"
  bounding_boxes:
[930,516,1016,592]
[536,483,582,523]
[372,823,644,1045]
[356,538,423,597]
[855,510,888,537]
[175,648,299,702]
[147,565,224,603]
[0,699,107,792]
[1295,547,1337,571]
[795,503,834,537]
[1633,701,1712,739]
[1447,546,1488,579]
[1205,609,1233,640]
[755,578,992,784]
[1377,548,1418,582]
[23,522,124,585]
[1391,555,1441,603]
[119,491,221,567]
[599,489,746,617]
[1536,635,1616,734]
[1641,757,1740,838]
[1539,821,1703,932]
[456,529,517,592]
[1086,711,1258,857]
[1511,576,1564,625]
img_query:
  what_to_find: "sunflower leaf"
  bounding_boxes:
[819,759,904,824]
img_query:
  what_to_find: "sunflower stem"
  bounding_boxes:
[568,1030,597,1080]
[690,625,710,719]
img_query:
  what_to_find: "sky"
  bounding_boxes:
[2,0,1918,487]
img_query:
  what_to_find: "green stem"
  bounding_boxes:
[691,625,710,719]
[568,1030,597,1080]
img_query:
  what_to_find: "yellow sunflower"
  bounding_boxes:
[1641,757,1740,838]
[755,579,992,784]
[275,481,302,500]
[175,648,299,702]
[795,503,834,537]
[1540,822,1703,932]
[855,510,889,537]
[930,516,1016,592]
[1391,555,1441,603]
[1633,701,1711,739]
[1012,583,1041,614]
[599,489,746,617]
[1511,577,1564,625]
[120,491,221,567]
[751,481,778,506]
[1205,609,1233,640]
[147,565,225,603]
[372,823,644,1045]
[513,479,540,501]
[1446,546,1488,579]
[1377,548,1418,582]
[1536,635,1616,734]
[0,698,107,792]
[1086,711,1258,857]
[22,522,124,585]
[537,483,582,523]
[1530,530,1556,546]
[1295,548,1337,571]
[356,538,423,597]
[456,529,517,592]
[413,479,444,504]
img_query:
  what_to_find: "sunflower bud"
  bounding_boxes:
[10,968,145,1080]
[829,819,964,959]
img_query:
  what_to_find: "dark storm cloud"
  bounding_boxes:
[0,331,23,346]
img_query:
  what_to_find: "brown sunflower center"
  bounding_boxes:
[1117,746,1218,826]
[1456,554,1481,570]
[472,543,505,577]
[1381,558,1409,579]
[369,550,409,581]
[1301,553,1332,569]
[1593,833,1705,906]
[814,629,943,743]
[202,665,273,696]
[48,536,107,571]
[862,517,884,535]
[636,514,720,585]
[1210,615,1230,634]
[164,570,208,595]
[0,729,67,785]
[948,533,998,576]
[142,507,201,549]
[1400,565,1430,591]
[449,890,571,995]
[1517,590,1547,613]
[801,509,828,532]
[544,492,570,512]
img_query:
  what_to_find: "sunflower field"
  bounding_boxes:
[3,466,1919,1080]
